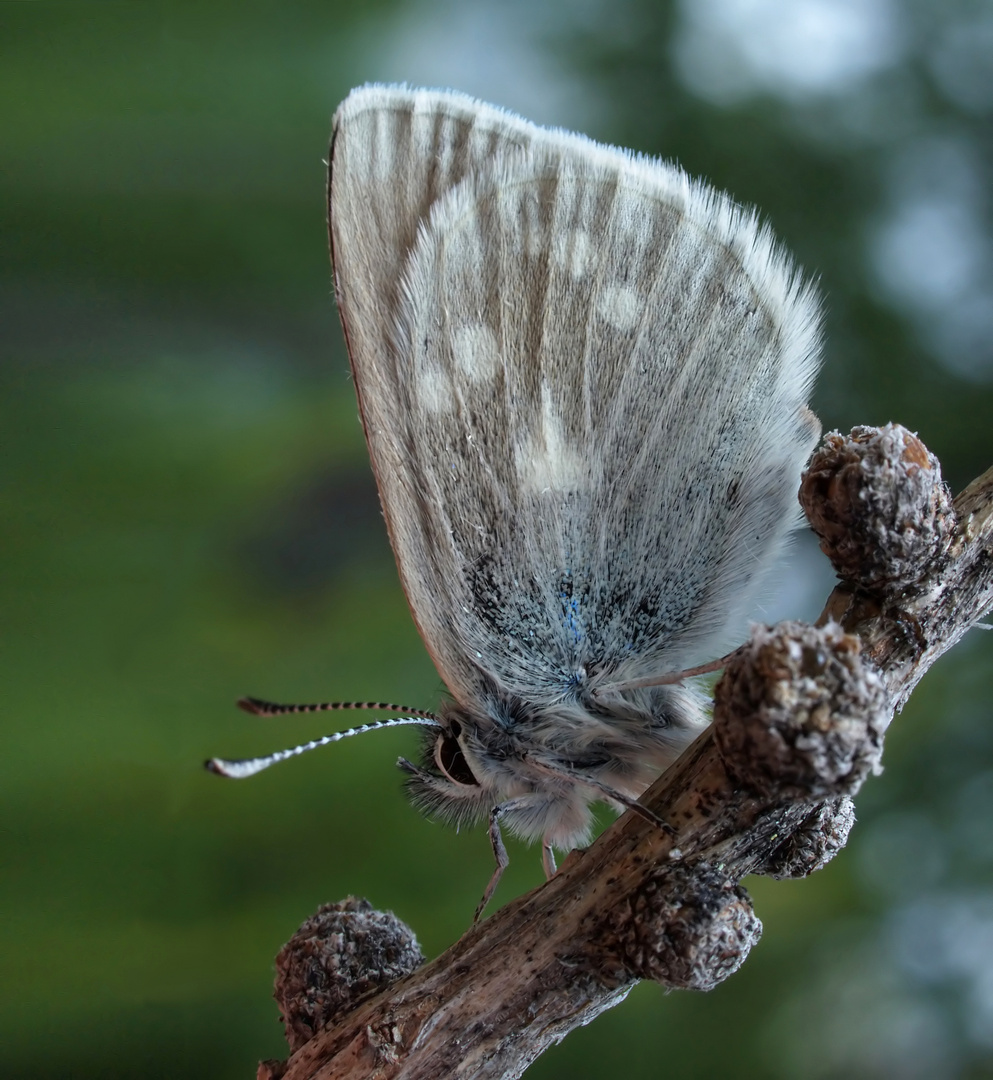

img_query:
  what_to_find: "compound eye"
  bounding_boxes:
[434,727,479,787]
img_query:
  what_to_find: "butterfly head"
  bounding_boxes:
[398,682,706,852]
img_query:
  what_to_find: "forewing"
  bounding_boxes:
[330,85,821,710]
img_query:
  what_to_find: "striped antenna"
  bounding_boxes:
[206,700,441,780]
[236,696,439,721]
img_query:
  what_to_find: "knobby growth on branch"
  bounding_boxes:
[256,424,993,1080]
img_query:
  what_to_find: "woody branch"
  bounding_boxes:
[259,423,993,1080]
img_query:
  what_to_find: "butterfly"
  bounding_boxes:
[209,85,822,917]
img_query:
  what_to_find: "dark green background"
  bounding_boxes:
[4,2,992,1077]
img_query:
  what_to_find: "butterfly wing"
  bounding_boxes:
[329,85,821,714]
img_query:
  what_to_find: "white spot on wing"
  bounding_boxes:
[516,384,585,492]
[453,324,501,381]
[417,365,450,412]
[553,228,593,277]
[599,284,643,331]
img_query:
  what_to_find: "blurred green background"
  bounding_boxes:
[3,1,993,1077]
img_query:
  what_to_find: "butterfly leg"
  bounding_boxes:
[474,806,510,923]
[527,754,675,834]
[473,796,536,923]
